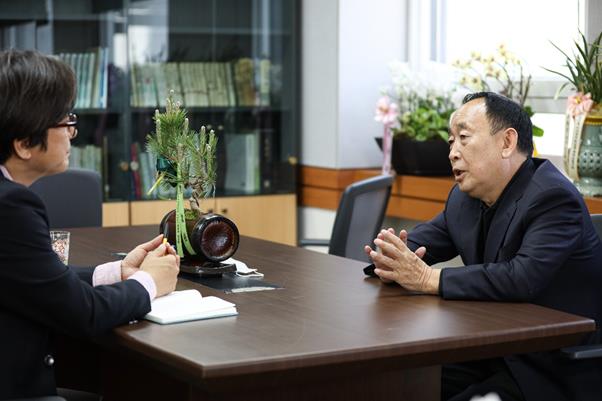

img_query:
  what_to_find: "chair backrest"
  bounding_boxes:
[592,214,602,241]
[328,174,394,262]
[30,168,102,228]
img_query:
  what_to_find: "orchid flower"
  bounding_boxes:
[374,96,399,126]
[567,92,594,118]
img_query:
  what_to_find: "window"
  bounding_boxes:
[437,0,583,80]
[405,0,597,159]
[408,0,587,105]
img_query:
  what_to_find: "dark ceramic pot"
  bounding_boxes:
[159,210,239,264]
[375,136,452,176]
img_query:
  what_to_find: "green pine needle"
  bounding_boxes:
[146,93,218,207]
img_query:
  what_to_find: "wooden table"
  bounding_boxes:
[57,226,595,401]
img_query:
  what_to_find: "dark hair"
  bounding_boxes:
[0,49,76,164]
[462,92,533,157]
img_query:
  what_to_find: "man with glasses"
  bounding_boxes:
[54,112,79,139]
[0,49,180,400]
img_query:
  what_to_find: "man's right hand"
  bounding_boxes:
[140,243,180,297]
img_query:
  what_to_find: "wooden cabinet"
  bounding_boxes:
[216,195,297,246]
[300,166,602,220]
[102,202,130,227]
[128,194,297,246]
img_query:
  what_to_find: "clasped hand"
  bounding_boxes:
[364,228,439,294]
[121,234,180,297]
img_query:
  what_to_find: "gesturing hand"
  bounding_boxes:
[365,229,439,294]
[364,228,426,283]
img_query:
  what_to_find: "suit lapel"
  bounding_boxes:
[483,198,519,262]
[459,195,482,265]
[483,160,536,262]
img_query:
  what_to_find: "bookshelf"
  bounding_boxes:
[0,0,299,244]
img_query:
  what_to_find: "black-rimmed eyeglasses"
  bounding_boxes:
[52,112,78,139]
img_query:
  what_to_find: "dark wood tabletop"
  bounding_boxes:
[66,225,595,400]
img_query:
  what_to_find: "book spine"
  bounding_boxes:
[260,128,275,190]
[86,51,96,108]
[100,47,109,108]
[258,58,271,107]
[130,143,142,199]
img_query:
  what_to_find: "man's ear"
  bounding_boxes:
[12,138,33,160]
[501,128,519,158]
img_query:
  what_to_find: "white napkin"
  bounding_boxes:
[224,257,264,278]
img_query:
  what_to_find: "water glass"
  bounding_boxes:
[50,230,70,265]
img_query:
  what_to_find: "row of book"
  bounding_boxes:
[129,129,276,200]
[68,145,102,177]
[128,143,192,200]
[57,48,109,109]
[130,58,272,109]
[66,132,278,200]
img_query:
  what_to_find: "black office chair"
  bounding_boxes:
[30,168,102,229]
[300,174,394,262]
[561,213,602,359]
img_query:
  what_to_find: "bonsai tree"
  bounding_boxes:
[147,93,218,257]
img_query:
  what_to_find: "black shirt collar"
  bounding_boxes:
[480,157,535,212]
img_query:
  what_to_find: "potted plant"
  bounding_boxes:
[545,32,602,197]
[374,63,456,176]
[147,93,240,273]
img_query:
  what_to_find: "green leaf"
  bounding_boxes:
[437,130,449,141]
[532,125,544,137]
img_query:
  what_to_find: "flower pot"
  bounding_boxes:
[159,209,240,266]
[575,106,602,196]
[375,136,452,176]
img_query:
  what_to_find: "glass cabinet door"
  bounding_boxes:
[0,0,131,201]
[126,0,299,200]
[0,0,299,202]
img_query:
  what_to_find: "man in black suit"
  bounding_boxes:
[0,49,180,399]
[365,92,602,401]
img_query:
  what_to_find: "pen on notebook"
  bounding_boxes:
[162,237,174,255]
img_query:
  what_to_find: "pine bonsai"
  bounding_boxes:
[146,93,218,257]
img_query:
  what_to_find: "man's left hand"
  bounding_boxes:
[368,230,440,294]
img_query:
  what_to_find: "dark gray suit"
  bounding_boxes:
[409,158,602,401]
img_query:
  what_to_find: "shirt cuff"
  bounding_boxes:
[128,271,157,301]
[92,261,122,286]
[438,267,448,297]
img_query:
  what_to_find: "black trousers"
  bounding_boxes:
[442,358,525,401]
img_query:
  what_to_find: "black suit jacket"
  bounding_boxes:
[408,158,602,401]
[0,173,151,399]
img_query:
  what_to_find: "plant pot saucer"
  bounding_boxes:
[180,261,237,277]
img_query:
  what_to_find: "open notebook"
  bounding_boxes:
[144,289,237,324]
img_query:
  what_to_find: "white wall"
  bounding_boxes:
[301,0,339,168]
[337,0,406,168]
[300,0,408,241]
[301,0,407,169]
